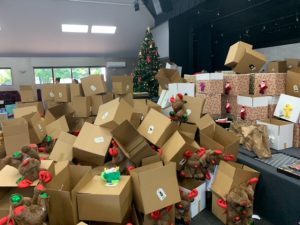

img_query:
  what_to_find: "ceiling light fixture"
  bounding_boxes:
[62,24,89,33]
[91,25,116,34]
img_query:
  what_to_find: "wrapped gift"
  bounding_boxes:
[237,96,269,121]
[223,74,250,96]
[221,95,238,115]
[195,73,224,95]
[267,96,279,118]
[294,123,300,148]
[197,94,221,115]
[249,73,286,96]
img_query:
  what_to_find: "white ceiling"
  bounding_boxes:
[0,0,154,57]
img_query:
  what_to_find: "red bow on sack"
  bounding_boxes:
[240,106,246,120]
[259,81,268,94]
[18,179,33,189]
[0,216,15,225]
[197,147,206,157]
[188,189,198,199]
[225,82,232,95]
[226,101,231,113]
[39,170,53,184]
[217,198,228,209]
[109,148,119,157]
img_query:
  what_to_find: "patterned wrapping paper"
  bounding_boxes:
[223,74,250,96]
[196,80,224,95]
[294,123,300,148]
[235,118,257,126]
[251,73,286,96]
[221,95,238,115]
[268,104,277,118]
[197,94,222,115]
[237,105,268,121]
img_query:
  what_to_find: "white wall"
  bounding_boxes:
[0,57,137,91]
[152,21,169,58]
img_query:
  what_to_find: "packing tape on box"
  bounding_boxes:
[94,136,104,143]
[156,188,167,201]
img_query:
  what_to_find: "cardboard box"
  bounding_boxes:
[178,123,197,140]
[16,101,44,116]
[161,131,200,170]
[286,58,300,72]
[91,93,114,116]
[42,84,55,101]
[43,100,61,110]
[200,124,240,157]
[195,73,224,95]
[223,73,250,96]
[294,123,300,148]
[183,96,205,123]
[274,94,300,123]
[115,93,134,107]
[130,113,143,129]
[73,122,112,166]
[81,75,107,96]
[195,114,215,130]
[13,105,38,118]
[155,69,184,90]
[54,84,71,102]
[23,112,46,144]
[112,75,133,94]
[44,103,74,125]
[138,109,178,148]
[184,74,196,83]
[77,175,132,223]
[197,94,222,115]
[130,161,180,214]
[70,84,83,100]
[221,95,238,115]
[168,83,195,97]
[251,73,286,96]
[94,98,133,130]
[133,99,157,117]
[286,70,300,97]
[71,96,92,118]
[111,120,156,166]
[267,96,279,118]
[49,132,77,161]
[268,61,287,73]
[47,162,92,225]
[45,116,69,139]
[257,118,294,150]
[179,179,206,218]
[225,41,253,67]
[1,118,30,155]
[19,85,37,103]
[237,95,269,121]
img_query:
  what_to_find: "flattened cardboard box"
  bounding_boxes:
[286,70,300,98]
[91,93,114,116]
[94,98,133,130]
[71,96,92,118]
[252,73,286,96]
[73,122,112,166]
[41,84,55,101]
[13,106,38,118]
[268,61,287,73]
[129,161,180,214]
[183,96,205,123]
[19,85,37,103]
[70,84,83,100]
[81,75,107,96]
[223,73,250,96]
[47,162,92,225]
[23,112,46,144]
[44,103,74,125]
[49,132,77,161]
[112,75,133,94]
[1,118,30,156]
[45,116,69,140]
[16,101,44,116]
[155,68,184,90]
[54,84,71,102]
[77,175,132,223]
[138,109,178,148]
[111,120,156,166]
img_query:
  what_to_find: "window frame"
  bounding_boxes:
[0,67,13,86]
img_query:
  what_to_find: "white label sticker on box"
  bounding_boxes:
[37,124,43,131]
[58,92,62,98]
[101,112,109,120]
[126,84,130,91]
[148,125,155,134]
[186,109,192,116]
[94,136,104,143]
[90,85,97,92]
[49,92,54,98]
[179,158,186,166]
[293,85,299,93]
[156,188,167,201]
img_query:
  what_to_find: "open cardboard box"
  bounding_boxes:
[19,85,37,103]
[23,112,47,144]
[274,94,300,123]
[76,175,132,223]
[133,99,161,117]
[225,41,253,67]
[49,132,77,161]
[195,113,215,131]
[81,75,107,96]
[183,96,206,123]
[47,161,92,225]
[73,122,112,166]
[115,93,134,107]
[54,84,71,102]
[178,123,198,140]
[71,96,92,118]
[161,131,200,170]
[13,105,38,118]
[130,161,180,214]
[91,93,114,116]
[112,75,133,94]
[45,116,69,140]
[44,103,74,125]
[257,118,294,150]
[111,120,156,166]
[41,84,55,101]
[138,109,178,148]
[155,68,184,90]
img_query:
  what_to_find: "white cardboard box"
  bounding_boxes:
[257,118,294,150]
[274,94,300,123]
[267,96,280,105]
[195,73,223,81]
[168,83,195,97]
[157,90,172,109]
[237,96,269,107]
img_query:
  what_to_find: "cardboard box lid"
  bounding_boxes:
[274,94,300,123]
[13,106,38,118]
[155,68,183,89]
[195,114,215,130]
[225,41,253,67]
[195,73,223,81]
[237,95,269,107]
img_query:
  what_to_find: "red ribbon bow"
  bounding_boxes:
[184,150,193,158]
[150,210,161,220]
[226,101,231,113]
[39,171,53,184]
[109,148,119,157]
[240,106,246,120]
[259,80,268,94]
[0,216,14,225]
[225,82,232,95]
[217,199,228,209]
[18,179,33,189]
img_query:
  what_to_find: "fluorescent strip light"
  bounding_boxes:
[91,25,116,34]
[62,24,88,33]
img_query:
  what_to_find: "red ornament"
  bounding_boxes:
[226,100,231,113]
[259,80,268,94]
[138,76,142,82]
[240,106,246,120]
[147,56,151,63]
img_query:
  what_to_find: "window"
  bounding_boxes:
[33,67,106,84]
[0,68,13,86]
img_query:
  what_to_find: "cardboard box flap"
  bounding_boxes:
[130,161,163,174]
[13,106,38,118]
[155,69,183,89]
[44,103,74,124]
[184,96,206,123]
[196,114,215,130]
[54,160,70,175]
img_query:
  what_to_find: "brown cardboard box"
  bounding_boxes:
[200,124,240,157]
[44,103,74,125]
[155,68,184,90]
[138,109,178,148]
[197,94,221,115]
[43,100,61,110]
[195,114,215,130]
[225,41,253,67]
[91,93,114,116]
[268,61,287,73]
[183,96,205,123]
[19,85,37,103]
[1,118,30,155]
[286,70,300,97]
[223,73,250,96]
[133,99,161,117]
[45,116,69,139]
[16,101,44,116]
[141,154,161,166]
[115,93,134,107]
[94,98,133,130]
[81,75,107,96]
[130,113,143,129]
[49,132,77,161]
[73,122,112,166]
[130,161,180,214]
[71,96,92,118]
[111,120,156,166]
[178,123,197,140]
[41,84,55,101]
[70,84,83,100]
[13,105,38,118]
[161,131,200,170]
[112,75,133,94]
[54,84,71,102]
[23,112,46,144]
[76,175,132,223]
[47,162,92,225]
[286,58,300,72]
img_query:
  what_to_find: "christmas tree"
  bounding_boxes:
[133,28,162,99]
